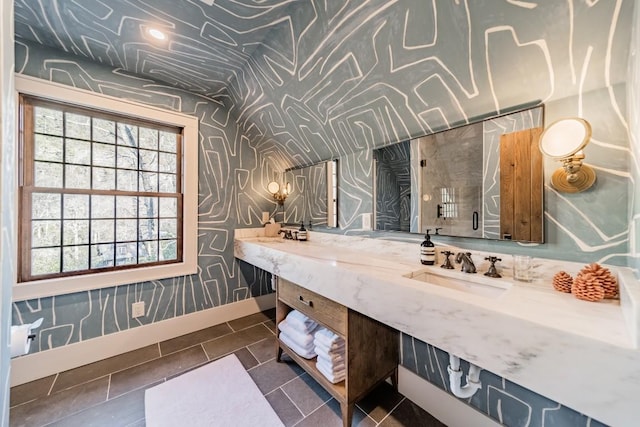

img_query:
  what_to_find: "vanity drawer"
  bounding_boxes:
[278,279,347,336]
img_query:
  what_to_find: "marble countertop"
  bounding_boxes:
[234,228,640,426]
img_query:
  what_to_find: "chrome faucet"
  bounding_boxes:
[455,252,476,273]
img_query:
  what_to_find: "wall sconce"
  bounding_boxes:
[538,117,596,193]
[268,181,291,205]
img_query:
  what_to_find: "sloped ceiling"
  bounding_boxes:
[14,0,632,171]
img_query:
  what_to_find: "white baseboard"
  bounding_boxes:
[11,294,276,387]
[398,365,500,427]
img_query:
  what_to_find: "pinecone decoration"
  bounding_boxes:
[552,271,573,293]
[578,263,619,299]
[571,273,605,302]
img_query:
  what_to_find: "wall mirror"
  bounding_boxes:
[283,160,338,227]
[374,104,545,243]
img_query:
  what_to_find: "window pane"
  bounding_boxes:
[139,127,158,150]
[116,243,137,266]
[93,143,115,167]
[116,219,137,242]
[91,244,114,268]
[116,196,138,218]
[34,107,63,136]
[93,118,115,144]
[91,195,115,219]
[63,219,89,245]
[65,139,91,165]
[139,218,158,240]
[138,241,158,264]
[92,219,114,243]
[117,123,137,147]
[63,245,89,272]
[93,167,115,190]
[140,172,158,192]
[117,169,138,191]
[65,165,91,189]
[159,198,177,218]
[32,193,61,219]
[32,220,61,247]
[140,149,158,171]
[35,161,63,188]
[65,113,91,140]
[159,131,176,152]
[35,135,63,162]
[63,194,89,218]
[139,197,158,218]
[159,218,177,239]
[32,247,61,275]
[160,240,177,261]
[158,174,176,193]
[117,146,138,170]
[158,152,176,173]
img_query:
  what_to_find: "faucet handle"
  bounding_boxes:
[440,250,454,269]
[484,256,502,278]
[485,256,502,263]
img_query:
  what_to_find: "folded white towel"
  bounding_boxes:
[314,327,344,348]
[286,310,317,330]
[316,351,344,366]
[316,360,345,384]
[317,357,345,374]
[278,320,316,349]
[286,315,318,334]
[313,338,345,355]
[280,331,316,359]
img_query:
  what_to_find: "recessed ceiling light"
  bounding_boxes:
[148,28,166,41]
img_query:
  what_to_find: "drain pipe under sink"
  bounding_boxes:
[447,354,482,398]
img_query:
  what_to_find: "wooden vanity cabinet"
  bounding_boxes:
[275,278,399,427]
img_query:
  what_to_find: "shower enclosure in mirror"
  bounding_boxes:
[283,160,338,228]
[373,104,544,243]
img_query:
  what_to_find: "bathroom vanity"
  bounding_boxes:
[276,278,398,427]
[234,229,640,427]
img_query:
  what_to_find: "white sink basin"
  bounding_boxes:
[403,269,511,298]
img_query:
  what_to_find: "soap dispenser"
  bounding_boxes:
[420,229,435,265]
[298,221,307,241]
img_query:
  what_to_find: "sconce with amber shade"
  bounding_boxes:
[538,118,596,193]
[268,181,291,205]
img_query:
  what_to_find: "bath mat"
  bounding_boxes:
[144,354,284,427]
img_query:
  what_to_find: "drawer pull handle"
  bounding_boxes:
[298,295,313,307]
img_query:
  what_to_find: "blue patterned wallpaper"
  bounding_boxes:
[375,141,410,232]
[630,5,640,277]
[284,162,328,227]
[12,40,275,353]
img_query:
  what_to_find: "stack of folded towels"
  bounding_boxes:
[314,327,346,384]
[277,310,318,359]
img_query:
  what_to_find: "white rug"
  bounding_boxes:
[145,354,284,427]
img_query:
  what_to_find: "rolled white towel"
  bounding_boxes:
[316,360,345,384]
[278,320,316,349]
[314,327,344,348]
[313,337,345,355]
[317,357,345,374]
[280,331,316,359]
[286,315,318,334]
[286,310,317,330]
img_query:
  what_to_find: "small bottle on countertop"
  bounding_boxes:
[420,229,435,265]
[298,221,307,241]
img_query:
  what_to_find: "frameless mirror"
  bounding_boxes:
[374,105,544,243]
[283,160,338,227]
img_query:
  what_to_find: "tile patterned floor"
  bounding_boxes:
[9,310,446,427]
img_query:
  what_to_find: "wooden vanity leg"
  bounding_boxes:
[390,367,398,391]
[276,344,283,362]
[340,402,354,427]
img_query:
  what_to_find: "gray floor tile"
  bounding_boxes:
[248,336,278,363]
[294,398,375,427]
[378,398,446,427]
[51,344,160,394]
[281,373,332,416]
[46,387,146,427]
[228,308,276,332]
[159,323,232,356]
[265,388,304,427]
[10,375,56,407]
[10,377,109,427]
[247,358,305,395]
[202,324,273,360]
[109,346,207,399]
[356,381,404,422]
[234,347,260,370]
[263,319,277,333]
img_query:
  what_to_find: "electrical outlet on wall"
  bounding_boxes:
[362,213,372,230]
[132,301,145,318]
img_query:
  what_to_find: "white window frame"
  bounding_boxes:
[13,74,199,301]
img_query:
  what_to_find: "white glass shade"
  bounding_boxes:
[539,118,592,159]
[267,181,280,194]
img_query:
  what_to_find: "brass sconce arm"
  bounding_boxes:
[268,181,291,205]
